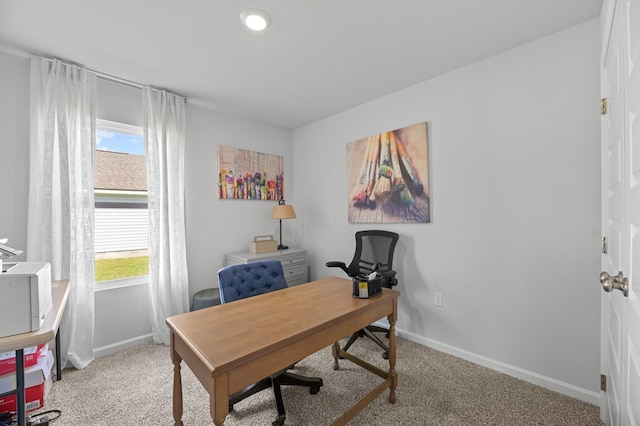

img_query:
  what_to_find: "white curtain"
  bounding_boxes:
[27,56,96,369]
[143,87,190,345]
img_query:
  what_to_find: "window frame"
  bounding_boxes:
[94,119,149,286]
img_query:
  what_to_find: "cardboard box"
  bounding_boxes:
[0,350,53,413]
[249,235,278,254]
[0,343,48,376]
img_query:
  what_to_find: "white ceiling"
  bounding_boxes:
[0,0,602,129]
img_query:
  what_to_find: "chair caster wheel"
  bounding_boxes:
[273,416,285,425]
[382,351,389,360]
[310,387,321,395]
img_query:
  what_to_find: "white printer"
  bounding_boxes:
[0,262,53,338]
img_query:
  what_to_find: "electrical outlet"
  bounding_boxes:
[434,292,443,307]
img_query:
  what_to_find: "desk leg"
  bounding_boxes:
[16,349,25,426]
[387,314,397,404]
[210,375,230,426]
[171,338,184,426]
[332,341,341,370]
[55,329,62,380]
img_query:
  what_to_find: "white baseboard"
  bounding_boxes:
[93,333,154,358]
[395,328,600,405]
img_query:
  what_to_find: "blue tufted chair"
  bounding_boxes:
[217,260,323,426]
[218,259,288,303]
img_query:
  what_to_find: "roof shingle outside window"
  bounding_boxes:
[94,150,147,191]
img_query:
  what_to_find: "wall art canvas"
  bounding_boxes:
[217,145,285,200]
[347,122,430,223]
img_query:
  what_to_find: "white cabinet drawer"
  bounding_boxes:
[223,247,307,287]
[283,263,306,278]
[278,254,305,267]
[286,276,307,287]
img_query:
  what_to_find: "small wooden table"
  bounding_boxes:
[167,276,399,425]
[0,280,70,426]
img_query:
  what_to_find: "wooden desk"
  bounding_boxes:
[0,280,70,426]
[167,277,399,425]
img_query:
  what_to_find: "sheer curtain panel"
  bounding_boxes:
[143,87,190,345]
[27,56,96,369]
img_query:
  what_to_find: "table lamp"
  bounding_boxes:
[271,199,296,250]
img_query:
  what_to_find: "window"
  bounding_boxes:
[94,119,149,282]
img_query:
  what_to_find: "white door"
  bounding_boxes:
[600,0,640,425]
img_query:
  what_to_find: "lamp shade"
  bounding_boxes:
[272,204,297,220]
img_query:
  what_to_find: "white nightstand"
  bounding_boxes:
[223,248,307,286]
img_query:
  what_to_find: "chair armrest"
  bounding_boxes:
[379,270,397,288]
[325,261,349,276]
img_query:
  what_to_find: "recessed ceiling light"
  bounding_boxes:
[240,9,271,31]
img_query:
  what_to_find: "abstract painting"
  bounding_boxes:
[217,145,285,200]
[346,122,429,223]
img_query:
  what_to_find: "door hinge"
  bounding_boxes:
[601,374,607,391]
[601,98,608,115]
[602,237,608,254]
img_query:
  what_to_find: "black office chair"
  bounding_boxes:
[217,260,323,426]
[326,230,399,359]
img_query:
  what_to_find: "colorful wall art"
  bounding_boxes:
[217,145,285,200]
[346,122,430,223]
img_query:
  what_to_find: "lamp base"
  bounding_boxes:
[277,244,289,250]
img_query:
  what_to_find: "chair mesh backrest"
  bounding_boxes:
[348,230,399,277]
[217,260,288,304]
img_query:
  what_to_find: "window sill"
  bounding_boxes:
[94,275,149,292]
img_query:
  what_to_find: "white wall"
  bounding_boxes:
[0,18,602,404]
[184,105,293,297]
[93,282,152,354]
[0,50,29,252]
[292,20,601,402]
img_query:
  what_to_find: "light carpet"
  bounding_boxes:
[34,336,603,425]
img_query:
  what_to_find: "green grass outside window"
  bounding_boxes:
[95,256,149,282]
